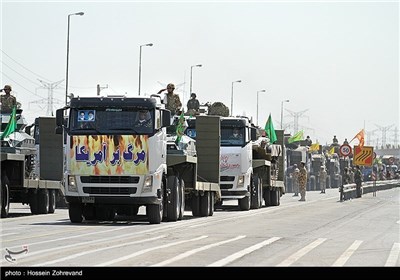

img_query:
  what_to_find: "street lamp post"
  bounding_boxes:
[138,43,153,96]
[189,64,202,96]
[256,89,266,126]
[280,99,289,129]
[230,80,241,116]
[65,12,84,106]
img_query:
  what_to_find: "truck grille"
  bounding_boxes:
[220,176,235,182]
[80,176,139,184]
[83,187,137,195]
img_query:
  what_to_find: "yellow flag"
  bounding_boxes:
[309,143,320,152]
[329,147,335,155]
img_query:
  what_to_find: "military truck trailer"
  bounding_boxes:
[56,96,220,224]
[1,114,64,218]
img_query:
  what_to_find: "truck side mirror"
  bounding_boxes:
[56,108,64,127]
[250,127,257,141]
[162,109,172,127]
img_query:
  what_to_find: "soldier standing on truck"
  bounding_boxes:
[298,161,307,201]
[187,93,200,116]
[157,83,182,115]
[0,85,17,114]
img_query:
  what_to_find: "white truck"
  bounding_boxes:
[219,117,285,210]
[55,95,220,224]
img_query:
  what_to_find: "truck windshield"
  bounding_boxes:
[69,108,155,135]
[221,127,245,146]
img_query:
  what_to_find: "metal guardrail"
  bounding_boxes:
[340,179,400,201]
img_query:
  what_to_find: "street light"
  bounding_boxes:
[138,43,153,96]
[231,80,241,116]
[280,99,289,129]
[65,12,84,106]
[256,89,266,126]
[189,64,202,95]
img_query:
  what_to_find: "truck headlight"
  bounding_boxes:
[237,175,244,187]
[68,175,78,192]
[142,175,153,193]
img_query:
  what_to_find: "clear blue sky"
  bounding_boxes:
[1,0,398,146]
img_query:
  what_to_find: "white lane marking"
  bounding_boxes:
[33,235,167,266]
[152,235,246,267]
[385,242,400,266]
[96,235,208,267]
[332,240,363,267]
[276,238,327,267]
[208,237,281,267]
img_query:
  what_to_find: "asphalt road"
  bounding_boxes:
[1,187,399,268]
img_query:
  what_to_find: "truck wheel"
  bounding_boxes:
[200,191,211,217]
[69,203,83,223]
[1,175,10,218]
[38,189,50,214]
[270,189,280,206]
[147,181,164,224]
[263,188,271,207]
[251,175,262,209]
[191,194,201,217]
[239,195,250,211]
[209,192,215,216]
[48,189,56,214]
[167,175,180,222]
[30,190,39,214]
[178,179,185,220]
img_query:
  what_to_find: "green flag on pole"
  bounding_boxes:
[264,113,277,144]
[175,112,187,145]
[288,130,304,144]
[0,106,17,140]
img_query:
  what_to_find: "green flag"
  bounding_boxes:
[288,130,304,144]
[1,106,17,140]
[175,112,187,144]
[264,113,277,144]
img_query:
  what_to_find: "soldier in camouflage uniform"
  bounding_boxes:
[134,110,153,129]
[298,161,307,201]
[186,93,200,116]
[157,83,182,115]
[318,165,327,194]
[0,85,17,114]
[292,164,300,196]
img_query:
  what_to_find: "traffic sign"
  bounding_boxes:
[353,145,374,167]
[339,144,352,157]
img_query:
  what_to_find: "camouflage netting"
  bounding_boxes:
[208,102,229,117]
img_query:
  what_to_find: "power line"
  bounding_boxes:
[0,71,43,99]
[1,60,43,86]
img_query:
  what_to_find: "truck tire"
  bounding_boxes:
[69,203,83,223]
[270,189,280,206]
[239,195,250,211]
[200,191,211,217]
[166,175,180,222]
[38,189,50,214]
[147,181,165,224]
[209,192,215,216]
[178,179,185,220]
[251,175,262,209]
[191,194,201,217]
[263,188,271,207]
[29,190,39,215]
[48,189,56,214]
[1,175,10,218]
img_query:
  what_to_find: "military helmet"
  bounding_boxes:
[3,85,12,91]
[167,83,175,89]
[191,93,196,98]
